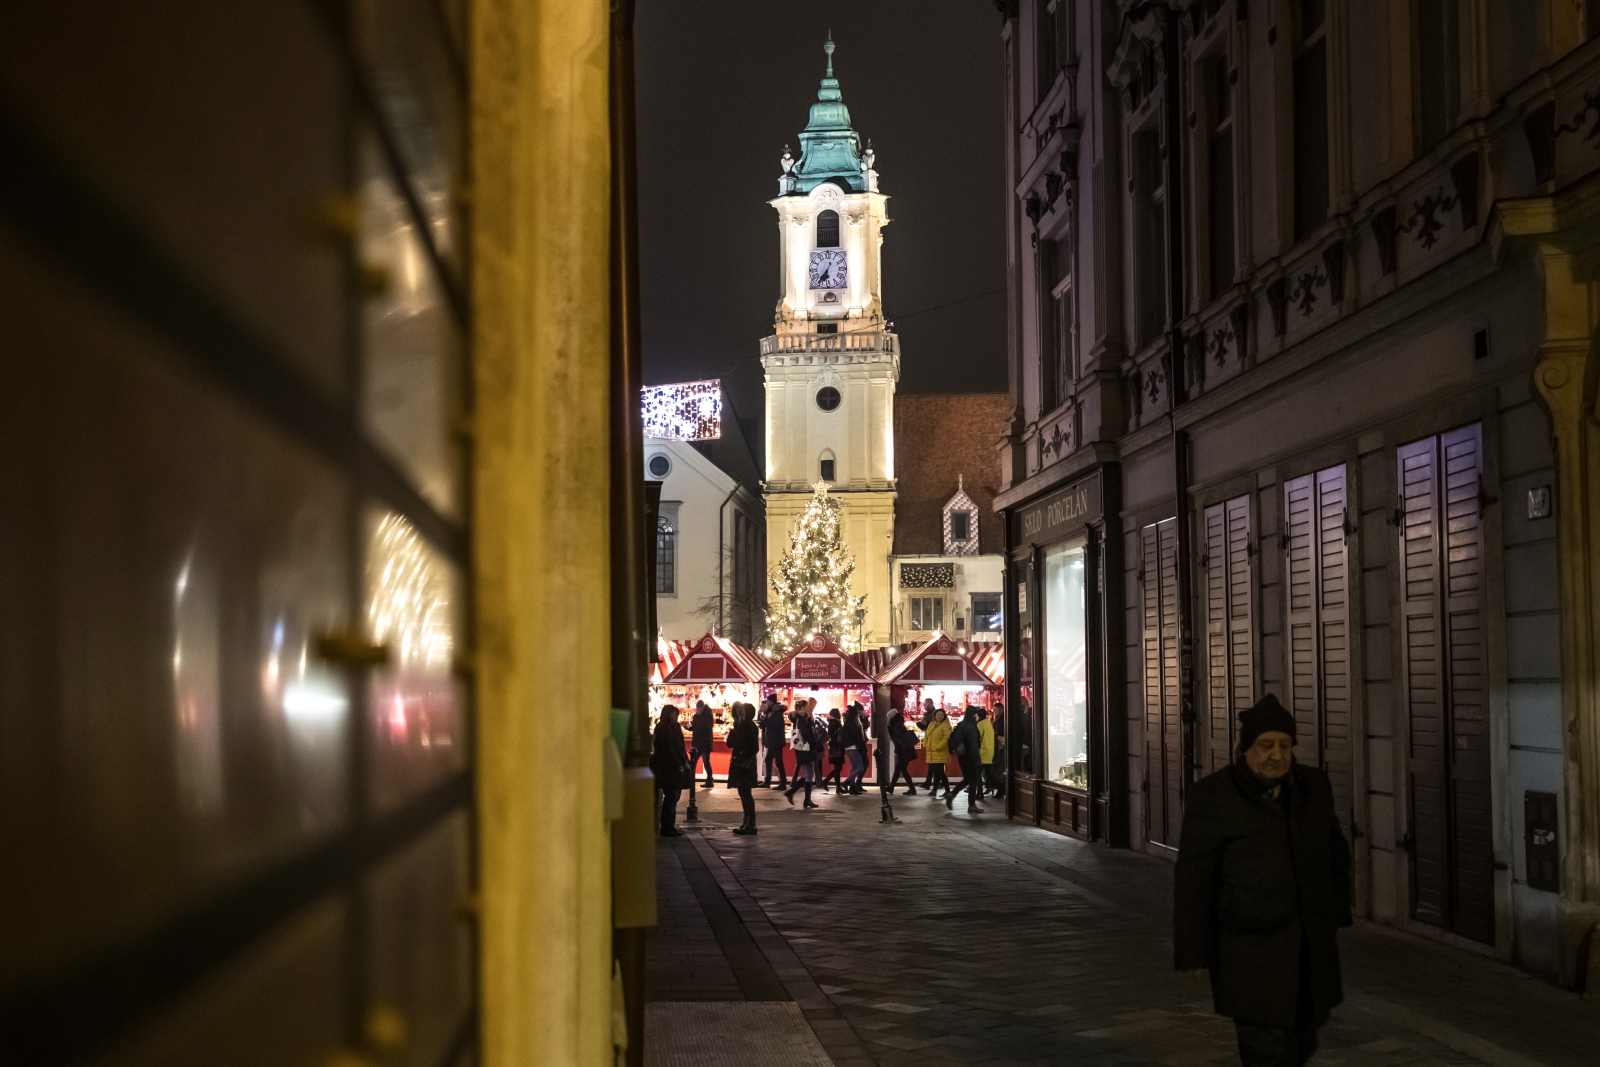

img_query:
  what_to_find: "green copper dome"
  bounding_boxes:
[788,37,868,195]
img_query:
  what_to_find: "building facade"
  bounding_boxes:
[647,407,767,647]
[763,39,901,649]
[889,394,1011,646]
[995,0,1600,985]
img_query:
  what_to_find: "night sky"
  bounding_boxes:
[635,0,1009,428]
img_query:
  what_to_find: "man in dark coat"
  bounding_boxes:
[760,698,789,788]
[1174,694,1352,1067]
[943,706,985,813]
[688,700,716,788]
[886,708,919,795]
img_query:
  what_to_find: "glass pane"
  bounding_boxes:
[367,813,473,1067]
[1012,561,1035,776]
[0,227,352,990]
[359,0,467,274]
[366,511,465,813]
[360,132,466,519]
[1044,542,1089,788]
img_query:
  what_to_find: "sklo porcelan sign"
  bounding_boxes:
[1010,472,1103,549]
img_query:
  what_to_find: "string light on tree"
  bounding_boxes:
[766,482,868,653]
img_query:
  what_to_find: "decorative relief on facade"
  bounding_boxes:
[900,563,955,589]
[1401,187,1458,249]
[1554,86,1600,147]
[1292,264,1327,317]
[1209,321,1235,369]
[1039,414,1074,464]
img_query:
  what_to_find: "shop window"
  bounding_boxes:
[1293,0,1329,241]
[910,596,944,631]
[1043,541,1089,789]
[655,512,677,596]
[1416,0,1460,150]
[816,209,840,248]
[971,592,1002,633]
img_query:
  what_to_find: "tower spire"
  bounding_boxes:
[825,32,834,78]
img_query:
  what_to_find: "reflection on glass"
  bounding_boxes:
[360,133,464,519]
[173,554,223,815]
[367,512,462,810]
[1044,542,1089,789]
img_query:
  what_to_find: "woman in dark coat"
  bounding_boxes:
[885,708,919,795]
[1174,694,1352,1067]
[650,705,690,837]
[783,699,821,808]
[759,698,789,789]
[943,706,985,813]
[841,703,869,794]
[688,700,716,788]
[819,707,845,793]
[727,702,761,835]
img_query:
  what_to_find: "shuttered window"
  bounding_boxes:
[1283,466,1352,824]
[1141,518,1183,848]
[1203,496,1253,772]
[1399,425,1493,945]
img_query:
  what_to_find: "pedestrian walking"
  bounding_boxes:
[820,706,845,793]
[842,702,868,794]
[760,696,789,788]
[976,707,996,796]
[650,705,690,837]
[784,699,821,808]
[985,703,1007,799]
[886,707,919,794]
[727,702,761,836]
[944,705,985,813]
[921,707,952,797]
[689,699,716,788]
[1174,694,1352,1067]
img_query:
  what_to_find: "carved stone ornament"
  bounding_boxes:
[814,184,843,207]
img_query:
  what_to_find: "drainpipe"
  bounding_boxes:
[717,484,738,637]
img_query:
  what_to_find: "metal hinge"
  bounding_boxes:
[1387,506,1406,527]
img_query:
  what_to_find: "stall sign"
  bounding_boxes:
[794,656,841,680]
[1011,473,1102,547]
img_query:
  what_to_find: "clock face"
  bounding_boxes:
[808,249,849,290]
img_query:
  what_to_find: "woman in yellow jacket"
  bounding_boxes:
[920,706,953,798]
[976,709,997,796]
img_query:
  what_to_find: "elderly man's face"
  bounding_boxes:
[1245,731,1294,782]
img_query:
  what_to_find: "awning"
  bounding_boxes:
[876,633,999,687]
[760,632,876,687]
[658,633,773,685]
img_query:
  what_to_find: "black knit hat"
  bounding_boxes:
[1237,694,1296,753]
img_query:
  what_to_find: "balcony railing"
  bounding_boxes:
[760,330,898,356]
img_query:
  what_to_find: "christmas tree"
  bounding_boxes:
[766,482,868,653]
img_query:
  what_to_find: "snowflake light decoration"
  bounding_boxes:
[641,380,722,441]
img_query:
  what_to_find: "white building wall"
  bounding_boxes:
[646,437,749,643]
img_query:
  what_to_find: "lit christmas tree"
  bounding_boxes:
[766,482,868,653]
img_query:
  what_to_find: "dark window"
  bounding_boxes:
[1591,0,1600,39]
[1054,275,1075,398]
[816,386,841,411]
[1132,128,1167,346]
[911,596,944,631]
[816,322,838,334]
[1038,239,1062,411]
[1293,0,1329,241]
[656,515,676,595]
[647,454,670,478]
[950,510,972,542]
[1207,57,1235,300]
[816,209,840,248]
[820,458,835,481]
[971,593,1003,633]
[1417,0,1460,150]
[1036,0,1060,101]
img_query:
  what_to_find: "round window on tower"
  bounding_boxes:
[815,386,841,412]
[647,454,671,478]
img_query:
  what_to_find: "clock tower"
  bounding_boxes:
[763,37,899,649]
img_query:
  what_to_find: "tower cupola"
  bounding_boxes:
[781,36,870,196]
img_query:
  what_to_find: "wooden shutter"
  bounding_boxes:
[1204,496,1253,772]
[1142,518,1182,848]
[1283,466,1352,824]
[1399,426,1492,944]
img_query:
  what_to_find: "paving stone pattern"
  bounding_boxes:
[646,782,1600,1067]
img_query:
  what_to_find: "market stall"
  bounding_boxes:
[651,633,772,778]
[875,634,1002,782]
[758,632,877,779]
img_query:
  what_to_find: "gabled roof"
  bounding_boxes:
[876,634,999,687]
[761,632,876,686]
[660,633,773,685]
[971,642,1005,685]
[651,639,697,685]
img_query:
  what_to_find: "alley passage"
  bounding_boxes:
[646,784,1600,1067]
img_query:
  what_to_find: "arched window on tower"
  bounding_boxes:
[816,209,840,248]
[819,449,837,483]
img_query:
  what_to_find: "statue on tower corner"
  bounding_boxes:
[778,144,796,195]
[864,139,879,193]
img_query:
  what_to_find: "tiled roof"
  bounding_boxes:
[893,393,1010,555]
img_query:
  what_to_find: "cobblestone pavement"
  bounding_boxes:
[646,779,1600,1067]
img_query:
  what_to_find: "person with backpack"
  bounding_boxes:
[760,696,789,788]
[784,699,821,808]
[944,705,986,813]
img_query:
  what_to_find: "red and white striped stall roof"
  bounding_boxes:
[876,634,1000,687]
[971,641,1005,684]
[650,639,697,685]
[760,632,876,687]
[658,633,773,685]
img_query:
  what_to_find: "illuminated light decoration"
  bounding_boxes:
[368,514,453,671]
[766,482,868,654]
[642,379,722,441]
